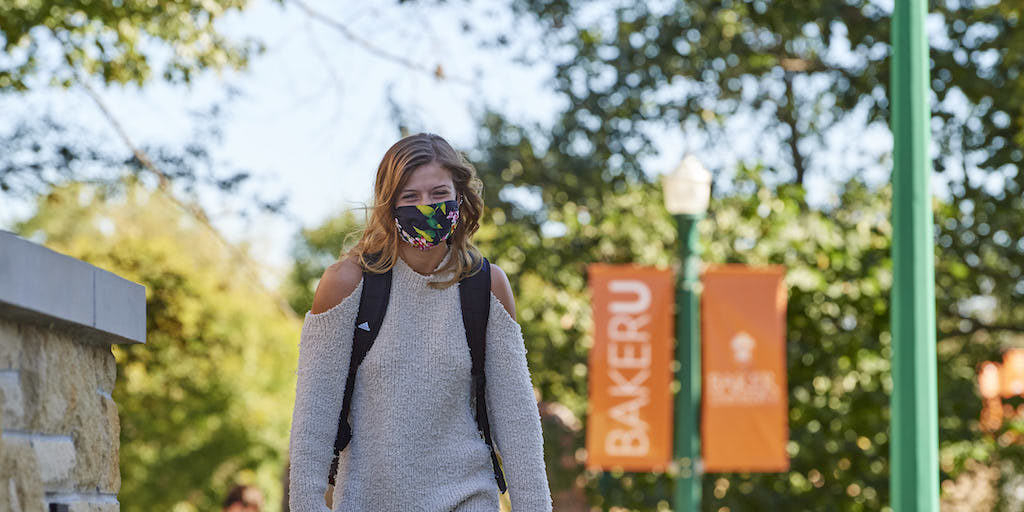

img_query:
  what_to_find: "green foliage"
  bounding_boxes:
[0,0,264,90]
[14,177,298,512]
[466,101,1022,509]
[501,0,893,186]
[473,163,1017,510]
[282,208,365,315]
[0,0,282,242]
[503,0,1024,193]
[467,162,902,509]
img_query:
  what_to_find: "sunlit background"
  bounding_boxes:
[2,0,1023,510]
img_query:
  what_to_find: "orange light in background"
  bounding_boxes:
[979,362,1001,399]
[980,361,1004,433]
[1002,350,1024,398]
[980,397,1003,433]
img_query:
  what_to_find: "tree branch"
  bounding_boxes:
[289,0,473,86]
[46,24,301,321]
[782,71,807,186]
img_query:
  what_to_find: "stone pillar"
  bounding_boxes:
[0,230,146,512]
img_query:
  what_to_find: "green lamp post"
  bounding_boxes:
[663,155,712,512]
[890,0,938,509]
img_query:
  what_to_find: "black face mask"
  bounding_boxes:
[393,197,461,251]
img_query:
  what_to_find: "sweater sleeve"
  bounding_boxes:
[288,279,363,512]
[484,292,553,512]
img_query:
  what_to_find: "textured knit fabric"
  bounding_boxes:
[288,248,553,512]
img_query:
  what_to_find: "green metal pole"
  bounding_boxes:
[673,214,701,511]
[890,0,938,509]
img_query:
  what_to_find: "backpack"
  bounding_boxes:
[326,253,508,494]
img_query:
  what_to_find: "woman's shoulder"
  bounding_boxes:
[487,261,516,319]
[310,254,363,315]
[484,262,525,347]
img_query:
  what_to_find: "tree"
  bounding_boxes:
[466,160,903,509]
[477,0,891,188]
[461,1,1024,508]
[14,177,300,512]
[0,0,261,90]
[0,0,289,273]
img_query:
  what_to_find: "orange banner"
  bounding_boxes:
[701,265,789,473]
[585,264,675,472]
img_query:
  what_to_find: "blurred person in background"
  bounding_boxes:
[223,484,264,512]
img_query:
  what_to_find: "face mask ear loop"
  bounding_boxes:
[447,194,462,247]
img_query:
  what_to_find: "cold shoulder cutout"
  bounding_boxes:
[488,263,516,319]
[310,258,362,315]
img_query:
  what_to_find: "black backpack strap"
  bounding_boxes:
[328,253,393,486]
[459,256,508,494]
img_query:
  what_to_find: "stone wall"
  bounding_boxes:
[0,230,146,512]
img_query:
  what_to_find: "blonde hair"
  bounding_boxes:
[344,132,485,289]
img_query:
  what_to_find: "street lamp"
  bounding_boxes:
[662,154,711,512]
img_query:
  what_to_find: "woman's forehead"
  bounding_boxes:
[401,162,453,190]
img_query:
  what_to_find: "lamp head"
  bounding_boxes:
[662,154,711,215]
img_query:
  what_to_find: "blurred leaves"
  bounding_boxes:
[0,0,262,90]
[282,208,365,315]
[14,177,299,512]
[469,158,1019,510]
[0,96,291,226]
[0,0,283,224]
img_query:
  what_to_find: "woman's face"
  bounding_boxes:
[395,161,457,207]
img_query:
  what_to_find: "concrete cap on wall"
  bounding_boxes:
[0,230,145,345]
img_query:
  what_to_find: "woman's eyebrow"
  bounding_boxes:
[401,185,450,193]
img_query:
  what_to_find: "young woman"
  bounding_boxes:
[288,133,552,511]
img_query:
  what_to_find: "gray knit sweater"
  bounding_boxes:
[288,249,553,511]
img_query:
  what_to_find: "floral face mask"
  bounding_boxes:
[393,196,461,251]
